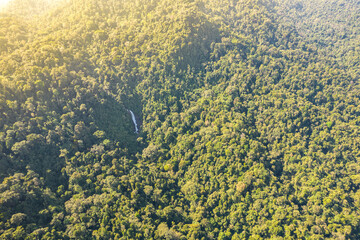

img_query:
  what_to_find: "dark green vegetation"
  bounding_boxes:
[0,0,360,239]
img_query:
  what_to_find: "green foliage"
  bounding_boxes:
[0,0,359,239]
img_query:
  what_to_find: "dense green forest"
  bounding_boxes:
[0,0,359,239]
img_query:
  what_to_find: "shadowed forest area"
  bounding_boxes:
[0,0,360,239]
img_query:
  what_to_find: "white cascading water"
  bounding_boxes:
[128,110,139,133]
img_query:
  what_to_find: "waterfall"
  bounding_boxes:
[128,110,139,134]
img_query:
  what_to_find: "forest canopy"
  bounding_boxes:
[0,0,359,239]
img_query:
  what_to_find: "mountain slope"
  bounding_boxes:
[0,0,359,239]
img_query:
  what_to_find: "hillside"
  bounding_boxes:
[0,0,359,239]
